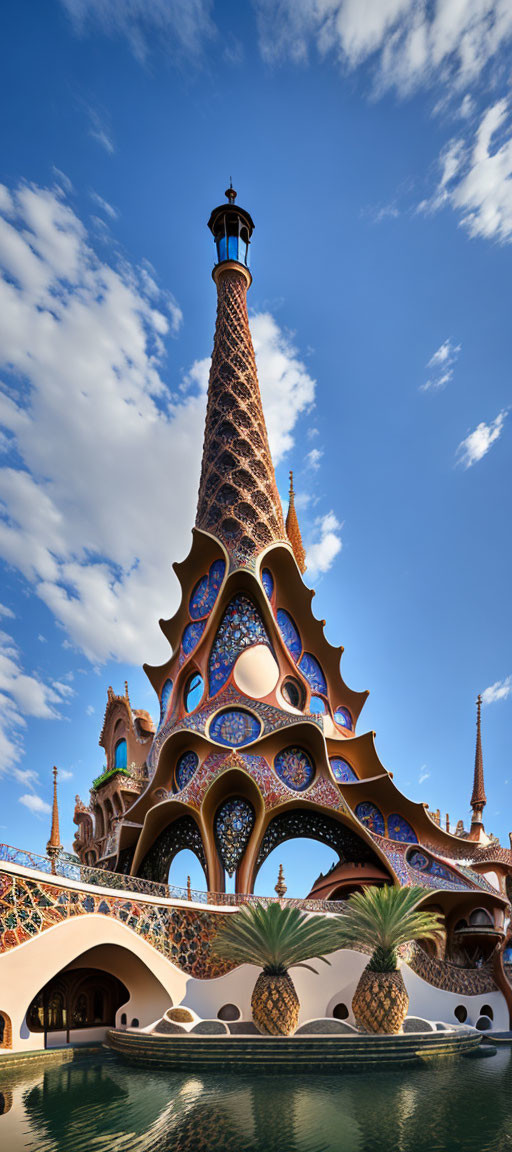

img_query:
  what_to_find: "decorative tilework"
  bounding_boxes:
[330,758,358,783]
[298,653,327,696]
[261,568,274,600]
[159,679,173,728]
[209,709,261,747]
[182,620,207,656]
[256,812,380,872]
[175,751,199,792]
[189,559,225,620]
[0,871,233,979]
[139,817,207,883]
[355,802,386,837]
[408,848,460,883]
[334,707,353,731]
[274,747,315,791]
[276,609,302,661]
[214,798,255,875]
[208,595,271,695]
[388,814,418,844]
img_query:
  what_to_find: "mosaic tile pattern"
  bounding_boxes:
[334,707,353,730]
[182,620,207,656]
[208,595,271,695]
[274,746,315,791]
[355,802,386,837]
[159,679,173,728]
[189,559,225,620]
[388,813,418,844]
[174,751,199,792]
[368,835,476,893]
[298,653,327,696]
[214,798,255,876]
[408,848,463,883]
[209,708,261,747]
[276,609,302,661]
[408,943,497,995]
[0,871,234,978]
[138,817,207,884]
[330,758,358,783]
[256,811,380,872]
[261,568,274,600]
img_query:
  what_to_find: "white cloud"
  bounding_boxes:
[89,191,118,220]
[423,99,512,244]
[482,676,512,705]
[254,0,512,96]
[59,768,74,780]
[306,447,323,470]
[456,409,507,467]
[306,512,342,578]
[0,603,14,618]
[86,704,95,715]
[60,0,215,61]
[87,108,115,154]
[419,766,430,784]
[421,338,461,392]
[19,793,51,817]
[0,182,316,666]
[0,630,74,774]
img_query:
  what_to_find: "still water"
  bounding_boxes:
[1,1047,511,1152]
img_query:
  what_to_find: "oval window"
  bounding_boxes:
[175,750,199,791]
[282,678,304,709]
[309,695,326,714]
[217,1003,241,1022]
[184,673,204,713]
[334,707,353,730]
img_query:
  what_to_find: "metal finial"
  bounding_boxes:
[225,182,237,204]
[275,863,287,899]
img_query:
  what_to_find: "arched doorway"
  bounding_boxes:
[168,848,207,894]
[26,968,128,1045]
[137,816,207,885]
[255,839,339,898]
[252,810,390,895]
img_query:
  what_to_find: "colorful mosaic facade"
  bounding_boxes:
[208,595,271,695]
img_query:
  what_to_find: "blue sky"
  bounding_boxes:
[0,0,510,896]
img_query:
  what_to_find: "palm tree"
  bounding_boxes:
[212,901,344,1035]
[336,885,444,1034]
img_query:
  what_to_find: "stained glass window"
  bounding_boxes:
[298,652,327,695]
[276,609,302,661]
[208,595,271,695]
[175,751,199,792]
[309,695,326,714]
[159,679,173,726]
[209,709,261,747]
[355,801,385,836]
[334,707,353,731]
[261,568,274,600]
[214,798,255,876]
[387,814,418,843]
[184,673,204,713]
[114,739,127,770]
[330,758,358,783]
[407,849,455,881]
[189,559,225,620]
[274,746,315,791]
[182,619,207,656]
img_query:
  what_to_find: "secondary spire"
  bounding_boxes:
[285,470,307,574]
[469,695,487,840]
[46,766,62,874]
[195,187,286,568]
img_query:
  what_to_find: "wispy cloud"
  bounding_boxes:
[418,766,430,785]
[88,108,115,154]
[482,676,512,705]
[59,768,74,780]
[89,190,118,220]
[306,512,342,578]
[421,338,461,393]
[0,630,72,774]
[306,447,323,471]
[0,604,15,619]
[456,410,507,468]
[19,793,51,817]
[86,704,95,716]
[60,0,215,63]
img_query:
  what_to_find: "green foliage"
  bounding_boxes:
[212,901,343,976]
[335,885,444,972]
[92,766,130,790]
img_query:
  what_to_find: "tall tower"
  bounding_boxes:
[469,694,487,842]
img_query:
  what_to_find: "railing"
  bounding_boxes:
[0,844,347,912]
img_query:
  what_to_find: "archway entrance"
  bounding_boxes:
[26,968,128,1046]
[252,810,390,897]
[137,816,207,885]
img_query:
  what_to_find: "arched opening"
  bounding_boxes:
[137,815,207,885]
[26,968,129,1042]
[253,810,389,899]
[114,738,127,770]
[167,848,207,894]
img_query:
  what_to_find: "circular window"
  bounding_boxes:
[332,1003,349,1021]
[282,678,304,709]
[175,751,199,791]
[217,1003,241,1022]
[274,747,315,791]
[334,707,353,730]
[184,673,204,713]
[454,1005,467,1023]
[209,709,261,747]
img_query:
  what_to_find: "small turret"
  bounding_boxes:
[285,471,307,574]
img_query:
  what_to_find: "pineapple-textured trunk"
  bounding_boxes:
[352,965,409,1034]
[251,970,300,1036]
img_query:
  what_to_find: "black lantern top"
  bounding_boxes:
[208,185,254,271]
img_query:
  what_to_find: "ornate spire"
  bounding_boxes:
[275,863,287,899]
[195,190,286,568]
[46,766,62,874]
[470,695,486,836]
[285,471,306,574]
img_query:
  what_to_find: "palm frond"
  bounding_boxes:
[212,902,343,974]
[335,885,444,968]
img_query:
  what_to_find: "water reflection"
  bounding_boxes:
[0,1048,511,1152]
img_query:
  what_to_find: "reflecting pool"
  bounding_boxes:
[1,1046,511,1152]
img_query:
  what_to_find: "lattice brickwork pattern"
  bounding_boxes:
[196,269,286,567]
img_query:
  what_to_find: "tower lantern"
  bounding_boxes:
[208,185,254,278]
